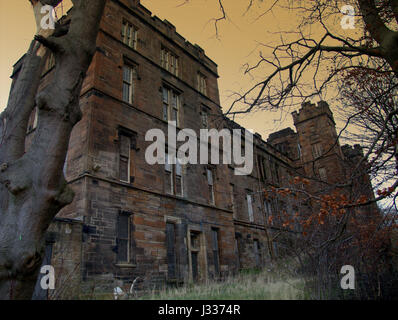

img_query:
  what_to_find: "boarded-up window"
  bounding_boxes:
[254,240,261,268]
[191,252,198,281]
[166,223,177,279]
[212,228,220,276]
[117,212,130,263]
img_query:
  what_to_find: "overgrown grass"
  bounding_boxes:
[141,269,310,300]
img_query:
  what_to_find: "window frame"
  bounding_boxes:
[211,228,221,277]
[122,64,136,104]
[197,72,207,95]
[118,127,137,184]
[312,143,323,159]
[122,20,138,49]
[247,193,254,222]
[165,152,184,197]
[207,168,215,205]
[117,211,132,264]
[162,86,181,126]
[161,47,179,76]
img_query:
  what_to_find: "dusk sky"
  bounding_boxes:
[0,1,343,138]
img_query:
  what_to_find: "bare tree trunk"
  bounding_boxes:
[0,0,106,300]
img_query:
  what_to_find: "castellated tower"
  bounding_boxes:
[291,101,346,187]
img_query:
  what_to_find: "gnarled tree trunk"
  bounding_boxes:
[0,0,106,300]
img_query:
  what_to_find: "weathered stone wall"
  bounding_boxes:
[16,0,377,298]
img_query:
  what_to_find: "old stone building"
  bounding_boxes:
[11,0,376,298]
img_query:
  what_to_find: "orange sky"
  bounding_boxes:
[0,0,340,138]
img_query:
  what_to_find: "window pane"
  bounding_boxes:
[163,88,169,103]
[166,223,177,279]
[118,214,129,238]
[165,52,169,70]
[123,84,130,102]
[123,66,131,83]
[163,104,168,121]
[176,160,182,176]
[122,23,126,39]
[118,239,128,262]
[209,185,214,204]
[165,171,173,194]
[117,213,129,262]
[172,109,178,124]
[247,195,253,222]
[120,135,131,157]
[165,154,172,172]
[176,176,182,196]
[119,157,129,182]
[207,169,213,185]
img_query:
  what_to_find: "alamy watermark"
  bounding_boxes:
[145,122,254,176]
[340,265,355,290]
[40,5,56,30]
[341,5,356,30]
[40,265,55,290]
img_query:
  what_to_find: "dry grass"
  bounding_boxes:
[141,269,309,300]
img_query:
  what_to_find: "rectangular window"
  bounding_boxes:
[117,212,130,263]
[119,134,131,183]
[197,72,207,95]
[247,193,254,222]
[122,21,138,49]
[123,65,135,104]
[312,143,323,159]
[165,153,174,195]
[201,110,208,129]
[161,47,179,76]
[166,222,177,279]
[189,231,201,282]
[207,168,215,204]
[258,155,268,182]
[165,153,184,197]
[212,228,220,276]
[254,239,261,268]
[230,183,236,217]
[162,87,180,126]
[175,159,183,196]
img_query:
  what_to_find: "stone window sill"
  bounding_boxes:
[115,263,137,268]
